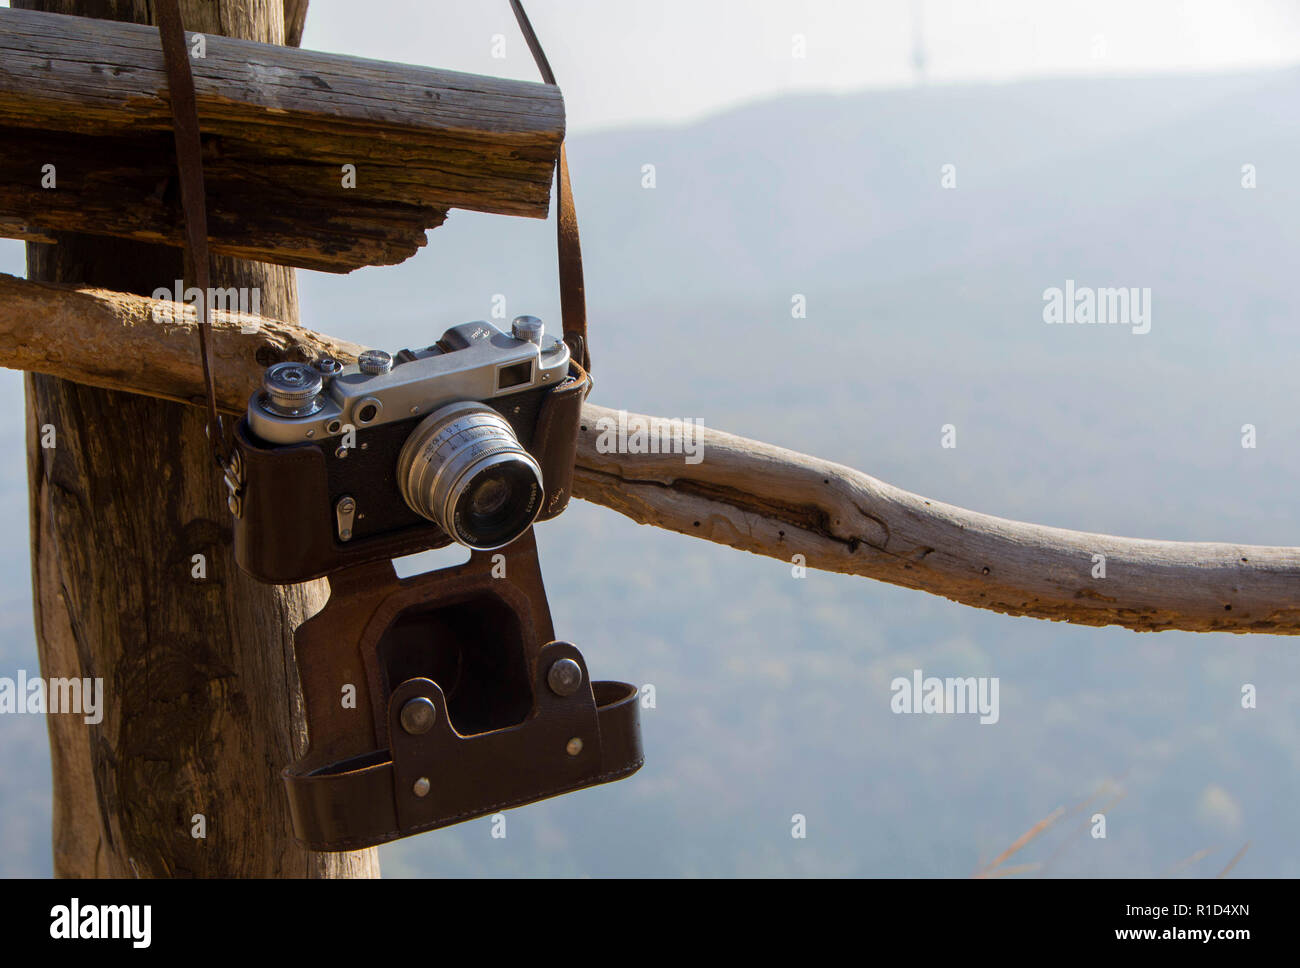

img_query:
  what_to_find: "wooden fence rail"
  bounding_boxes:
[3,272,1297,635]
[0,5,564,271]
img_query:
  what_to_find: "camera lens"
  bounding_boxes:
[396,401,543,550]
[452,459,544,548]
[469,476,510,515]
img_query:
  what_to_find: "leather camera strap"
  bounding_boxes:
[508,0,591,375]
[156,1,591,477]
[156,0,230,472]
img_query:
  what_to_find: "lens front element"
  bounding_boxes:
[396,401,543,550]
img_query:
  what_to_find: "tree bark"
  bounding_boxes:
[17,0,378,878]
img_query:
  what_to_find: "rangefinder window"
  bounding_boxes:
[497,360,533,390]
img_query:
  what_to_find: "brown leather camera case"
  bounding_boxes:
[282,528,644,851]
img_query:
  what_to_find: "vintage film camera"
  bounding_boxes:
[230,316,643,851]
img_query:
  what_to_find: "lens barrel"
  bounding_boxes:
[396,401,543,550]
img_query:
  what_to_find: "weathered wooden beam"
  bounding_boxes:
[0,5,563,271]
[2,271,1298,636]
[0,272,363,411]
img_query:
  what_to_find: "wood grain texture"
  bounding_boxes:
[283,0,307,47]
[3,272,1296,635]
[15,0,378,879]
[0,4,562,270]
[0,273,364,413]
[574,407,1300,635]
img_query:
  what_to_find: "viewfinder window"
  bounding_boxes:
[497,361,533,390]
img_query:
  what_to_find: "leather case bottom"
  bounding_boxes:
[280,528,642,852]
[284,665,643,851]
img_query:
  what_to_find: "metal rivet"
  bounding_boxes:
[565,737,583,757]
[306,429,315,438]
[400,697,437,735]
[547,658,583,697]
[412,777,431,798]
[335,445,348,459]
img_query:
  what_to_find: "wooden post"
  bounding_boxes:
[18,0,378,877]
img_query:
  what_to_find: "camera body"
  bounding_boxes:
[232,317,587,584]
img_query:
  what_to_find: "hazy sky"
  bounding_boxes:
[297,0,1300,131]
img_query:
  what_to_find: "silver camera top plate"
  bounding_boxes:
[247,319,570,445]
